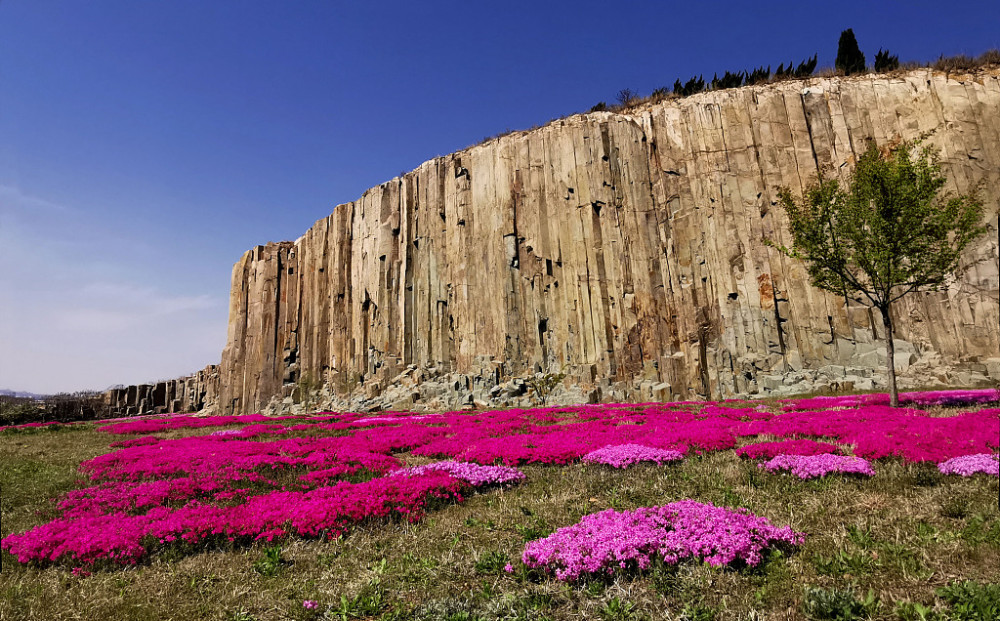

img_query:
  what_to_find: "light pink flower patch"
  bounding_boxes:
[581,444,684,468]
[938,454,999,477]
[520,500,804,581]
[392,461,526,487]
[760,454,875,479]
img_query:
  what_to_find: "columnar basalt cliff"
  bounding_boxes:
[111,68,1000,415]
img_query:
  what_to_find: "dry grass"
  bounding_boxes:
[1,411,998,620]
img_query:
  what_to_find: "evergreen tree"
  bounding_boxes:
[874,48,900,72]
[836,28,867,75]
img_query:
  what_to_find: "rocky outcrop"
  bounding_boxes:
[107,68,1000,416]
[105,366,220,416]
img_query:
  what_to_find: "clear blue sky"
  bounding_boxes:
[2,1,998,394]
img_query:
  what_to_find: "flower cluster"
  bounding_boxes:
[736,439,841,460]
[937,454,999,477]
[785,389,999,411]
[759,454,875,479]
[3,391,996,569]
[393,461,526,486]
[1,473,465,566]
[581,444,684,468]
[0,421,67,434]
[520,500,804,581]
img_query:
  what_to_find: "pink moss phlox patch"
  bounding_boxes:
[520,500,804,581]
[760,454,875,479]
[108,435,161,449]
[0,472,464,566]
[736,407,998,463]
[4,392,997,569]
[736,439,841,460]
[581,444,684,468]
[97,413,342,436]
[785,389,999,411]
[80,435,402,482]
[937,453,999,477]
[393,460,526,487]
[0,421,65,434]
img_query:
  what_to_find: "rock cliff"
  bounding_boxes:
[110,68,1000,415]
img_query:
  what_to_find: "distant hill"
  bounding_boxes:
[0,389,49,400]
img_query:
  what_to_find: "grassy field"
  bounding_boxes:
[1,405,998,621]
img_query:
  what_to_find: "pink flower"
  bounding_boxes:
[521,500,804,581]
[938,454,999,477]
[303,599,318,609]
[759,454,875,479]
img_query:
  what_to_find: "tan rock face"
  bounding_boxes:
[107,69,1000,415]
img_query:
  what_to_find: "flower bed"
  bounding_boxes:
[2,473,467,566]
[938,454,999,477]
[736,439,841,460]
[760,454,875,479]
[392,460,526,486]
[520,500,804,581]
[581,444,684,468]
[3,392,997,569]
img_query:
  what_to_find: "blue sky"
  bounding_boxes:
[2,1,998,394]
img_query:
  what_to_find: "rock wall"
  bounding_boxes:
[107,68,1000,416]
[105,366,220,416]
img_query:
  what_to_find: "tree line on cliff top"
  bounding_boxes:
[592,29,1000,112]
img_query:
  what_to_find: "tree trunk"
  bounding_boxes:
[880,305,899,407]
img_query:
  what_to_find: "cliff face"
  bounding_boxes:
[111,68,1000,415]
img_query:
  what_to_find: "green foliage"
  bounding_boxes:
[745,65,771,85]
[874,49,900,73]
[940,494,972,519]
[514,517,552,542]
[777,141,986,303]
[773,140,987,405]
[960,513,1000,547]
[803,587,880,620]
[893,600,942,621]
[589,102,608,112]
[935,581,1000,620]
[650,86,671,101]
[330,580,387,621]
[527,372,566,405]
[473,550,509,575]
[795,54,819,77]
[599,596,638,621]
[251,546,286,577]
[812,549,876,576]
[680,602,718,621]
[836,29,866,75]
[0,401,44,426]
[674,76,706,97]
[711,71,744,90]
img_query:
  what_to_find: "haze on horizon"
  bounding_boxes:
[1,0,998,395]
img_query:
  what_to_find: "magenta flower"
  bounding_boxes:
[736,439,841,460]
[303,600,318,609]
[393,461,526,487]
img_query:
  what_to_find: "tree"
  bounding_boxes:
[873,48,900,73]
[836,28,867,75]
[773,141,987,406]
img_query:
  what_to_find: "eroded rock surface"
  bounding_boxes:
[107,68,1000,416]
